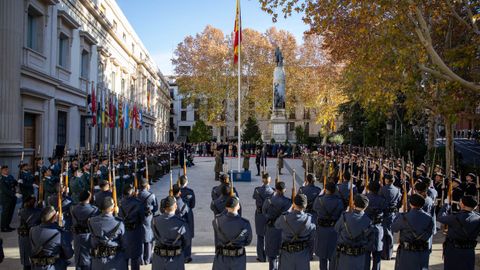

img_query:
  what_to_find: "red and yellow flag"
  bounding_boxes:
[233,0,241,64]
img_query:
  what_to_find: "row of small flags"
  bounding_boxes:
[86,81,145,129]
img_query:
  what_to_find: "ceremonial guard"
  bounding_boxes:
[42,168,58,202]
[70,165,89,204]
[337,171,357,209]
[97,159,109,182]
[214,151,222,181]
[18,163,35,199]
[212,174,238,201]
[438,195,480,270]
[252,173,275,262]
[18,195,42,270]
[463,173,478,197]
[364,182,385,270]
[211,185,231,216]
[298,174,322,218]
[29,206,74,270]
[379,174,401,260]
[0,165,18,232]
[313,182,344,270]
[47,183,73,243]
[71,191,99,270]
[450,177,464,212]
[332,194,373,270]
[88,197,127,270]
[212,197,252,270]
[392,194,434,270]
[263,181,291,270]
[277,150,285,175]
[255,149,262,176]
[275,194,316,270]
[178,175,195,263]
[93,180,112,209]
[152,196,190,270]
[119,186,143,270]
[242,151,250,172]
[137,178,159,265]
[49,158,61,178]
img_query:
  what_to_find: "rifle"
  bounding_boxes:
[37,145,45,207]
[111,150,118,215]
[337,159,343,185]
[348,160,354,211]
[476,174,479,206]
[292,169,297,201]
[169,153,173,196]
[379,159,384,187]
[89,144,94,202]
[447,166,453,205]
[65,152,69,194]
[58,157,64,227]
[145,155,150,184]
[363,159,369,194]
[275,164,280,184]
[183,151,187,176]
[401,158,407,212]
[323,159,327,190]
[134,148,138,192]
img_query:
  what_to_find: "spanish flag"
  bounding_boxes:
[233,0,241,64]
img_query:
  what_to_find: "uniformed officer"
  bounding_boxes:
[88,197,127,270]
[275,194,316,270]
[277,150,285,175]
[242,151,250,172]
[93,180,112,208]
[18,163,35,199]
[298,173,322,218]
[152,196,190,270]
[0,165,18,232]
[47,183,74,244]
[379,174,401,260]
[337,171,358,210]
[211,185,231,216]
[451,177,464,212]
[332,194,373,270]
[255,149,262,176]
[392,194,434,270]
[212,174,239,201]
[212,196,252,270]
[17,195,42,270]
[42,168,58,202]
[364,182,385,270]
[214,151,223,181]
[313,181,344,270]
[137,178,158,265]
[97,159,109,182]
[119,185,143,270]
[178,175,195,263]
[263,181,291,270]
[29,206,74,270]
[252,173,275,262]
[71,191,99,270]
[70,166,89,204]
[438,195,480,270]
[462,173,478,197]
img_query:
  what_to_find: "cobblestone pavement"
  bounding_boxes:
[1,156,479,269]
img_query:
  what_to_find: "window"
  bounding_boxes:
[112,20,117,32]
[289,122,295,131]
[131,43,135,54]
[181,99,188,109]
[24,113,36,149]
[27,6,43,52]
[80,115,86,148]
[110,71,116,91]
[58,33,69,68]
[57,111,67,146]
[181,111,187,121]
[122,33,126,41]
[80,50,89,78]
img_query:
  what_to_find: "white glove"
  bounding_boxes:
[18,179,23,184]
[444,198,449,204]
[34,172,39,176]
[97,170,101,175]
[123,175,130,179]
[115,176,120,180]
[15,193,22,199]
[33,184,39,189]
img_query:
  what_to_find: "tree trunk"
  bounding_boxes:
[444,116,455,175]
[427,113,436,151]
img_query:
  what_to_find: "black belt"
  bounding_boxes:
[91,245,121,258]
[17,227,30,237]
[30,255,59,266]
[216,246,245,257]
[281,241,309,253]
[154,245,182,257]
[336,244,366,256]
[446,238,477,249]
[317,218,336,227]
[399,241,429,252]
[72,226,90,234]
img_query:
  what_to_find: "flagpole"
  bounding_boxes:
[237,0,241,172]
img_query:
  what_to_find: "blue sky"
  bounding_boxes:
[116,0,308,75]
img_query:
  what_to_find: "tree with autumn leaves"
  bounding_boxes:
[172,25,346,141]
[259,0,480,172]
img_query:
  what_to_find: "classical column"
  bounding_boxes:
[0,0,24,169]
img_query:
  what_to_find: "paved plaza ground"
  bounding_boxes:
[1,156,479,269]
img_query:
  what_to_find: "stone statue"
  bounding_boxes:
[275,46,283,67]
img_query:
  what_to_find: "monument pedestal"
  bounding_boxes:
[270,109,288,143]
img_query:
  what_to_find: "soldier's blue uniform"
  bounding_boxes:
[137,188,158,265]
[179,186,195,261]
[71,202,99,270]
[0,173,17,231]
[379,182,401,259]
[262,194,291,270]
[70,174,89,204]
[211,194,229,216]
[437,204,480,270]
[332,211,373,270]
[88,213,127,270]
[275,210,316,270]
[212,212,252,270]
[29,222,74,270]
[337,181,357,210]
[392,208,434,270]
[119,196,143,270]
[17,206,42,269]
[152,212,190,270]
[43,175,58,200]
[312,193,344,270]
[98,165,108,182]
[47,194,73,244]
[211,183,239,201]
[252,184,274,262]
[93,190,112,209]
[298,183,321,218]
[364,192,386,270]
[19,169,35,199]
[49,163,61,178]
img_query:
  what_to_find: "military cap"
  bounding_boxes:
[164,196,177,208]
[416,167,425,173]
[452,178,461,185]
[434,172,444,177]
[178,175,188,186]
[79,191,91,202]
[1,165,8,170]
[99,179,110,187]
[41,206,57,223]
[225,196,239,208]
[100,197,115,211]
[354,194,369,209]
[461,195,478,208]
[410,194,425,208]
[467,173,477,179]
[140,177,149,187]
[275,181,286,191]
[294,194,307,208]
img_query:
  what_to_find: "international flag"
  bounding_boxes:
[124,101,129,129]
[233,0,242,64]
[118,97,123,128]
[101,89,105,127]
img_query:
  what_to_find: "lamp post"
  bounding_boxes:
[348,125,353,151]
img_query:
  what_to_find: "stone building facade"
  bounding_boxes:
[0,0,170,174]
